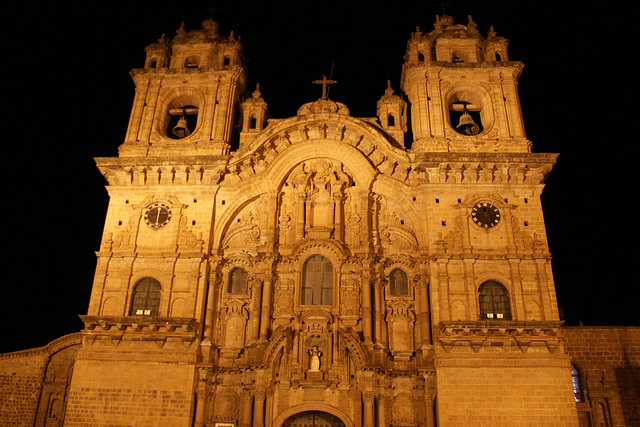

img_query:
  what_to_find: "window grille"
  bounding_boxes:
[478,281,512,320]
[571,366,583,402]
[130,277,161,316]
[301,255,333,305]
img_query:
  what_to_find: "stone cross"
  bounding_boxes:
[312,75,337,100]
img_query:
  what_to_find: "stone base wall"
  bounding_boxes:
[64,358,196,426]
[564,327,640,427]
[0,351,46,426]
[435,356,579,426]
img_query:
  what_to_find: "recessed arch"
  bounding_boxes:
[155,87,205,140]
[478,280,512,320]
[274,405,353,427]
[301,255,333,305]
[129,277,162,316]
[445,85,494,137]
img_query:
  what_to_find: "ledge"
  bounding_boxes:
[436,320,563,353]
[80,315,198,333]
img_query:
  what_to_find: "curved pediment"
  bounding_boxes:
[226,105,410,189]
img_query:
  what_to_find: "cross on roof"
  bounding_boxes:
[434,1,450,14]
[312,75,337,100]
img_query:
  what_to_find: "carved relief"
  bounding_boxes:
[376,196,418,252]
[391,392,417,425]
[222,200,263,252]
[340,277,361,317]
[177,214,203,251]
[273,277,295,315]
[219,299,248,358]
[278,160,353,243]
[385,300,416,361]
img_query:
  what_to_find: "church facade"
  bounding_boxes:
[2,14,639,427]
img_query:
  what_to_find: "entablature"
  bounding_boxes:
[436,320,563,354]
[410,152,557,185]
[95,155,230,186]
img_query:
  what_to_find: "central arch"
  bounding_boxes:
[282,411,346,427]
[274,405,353,427]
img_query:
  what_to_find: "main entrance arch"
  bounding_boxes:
[282,411,347,427]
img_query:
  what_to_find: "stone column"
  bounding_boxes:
[372,279,383,345]
[240,390,253,427]
[333,191,344,241]
[362,392,375,427]
[253,392,265,427]
[362,277,373,344]
[248,278,263,342]
[259,277,272,341]
[193,369,208,427]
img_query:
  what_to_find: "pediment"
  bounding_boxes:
[225,110,411,190]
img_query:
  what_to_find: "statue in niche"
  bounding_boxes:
[308,345,322,372]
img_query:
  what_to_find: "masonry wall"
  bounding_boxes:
[563,326,640,427]
[64,358,196,426]
[435,354,579,426]
[0,350,46,426]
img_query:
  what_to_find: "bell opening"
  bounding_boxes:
[166,105,197,139]
[451,105,482,136]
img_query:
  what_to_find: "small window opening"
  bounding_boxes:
[387,114,395,127]
[571,366,583,402]
[223,56,231,66]
[389,269,409,296]
[184,56,199,68]
[228,268,248,294]
[249,117,257,129]
[452,51,465,63]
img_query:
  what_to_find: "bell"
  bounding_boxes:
[456,108,480,135]
[172,116,191,138]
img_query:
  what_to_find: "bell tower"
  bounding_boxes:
[121,19,247,157]
[401,14,528,152]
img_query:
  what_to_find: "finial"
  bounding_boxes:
[467,15,477,32]
[252,83,261,98]
[176,21,186,36]
[385,80,394,96]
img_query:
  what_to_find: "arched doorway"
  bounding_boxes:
[282,411,346,427]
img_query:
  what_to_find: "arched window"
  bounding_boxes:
[184,56,199,68]
[301,255,333,305]
[387,114,395,127]
[571,366,584,402]
[130,277,161,316]
[228,268,248,294]
[478,281,512,320]
[389,269,408,296]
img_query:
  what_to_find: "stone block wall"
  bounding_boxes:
[0,333,81,426]
[564,327,640,427]
[63,358,196,426]
[435,356,579,426]
[0,350,46,426]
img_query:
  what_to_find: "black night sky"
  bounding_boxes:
[2,1,635,354]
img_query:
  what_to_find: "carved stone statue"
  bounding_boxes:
[308,345,322,372]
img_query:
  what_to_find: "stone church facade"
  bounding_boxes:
[2,14,639,427]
